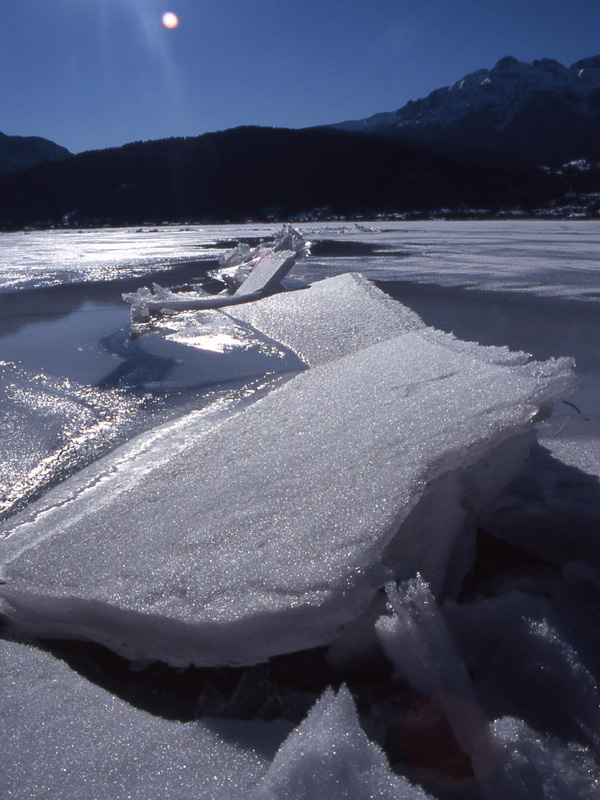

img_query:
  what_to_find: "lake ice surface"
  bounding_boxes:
[1,221,599,799]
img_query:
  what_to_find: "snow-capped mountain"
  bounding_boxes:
[332,56,600,165]
[0,131,71,174]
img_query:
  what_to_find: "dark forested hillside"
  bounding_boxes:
[0,132,71,175]
[0,126,559,227]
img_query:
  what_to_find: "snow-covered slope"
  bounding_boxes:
[333,56,600,165]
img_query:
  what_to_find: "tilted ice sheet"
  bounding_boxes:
[0,281,577,667]
[226,273,530,367]
[0,638,271,800]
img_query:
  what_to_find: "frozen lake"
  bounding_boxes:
[2,220,599,297]
[1,220,600,799]
[2,220,599,504]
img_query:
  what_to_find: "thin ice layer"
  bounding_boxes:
[0,293,577,667]
[225,273,530,367]
[0,638,271,800]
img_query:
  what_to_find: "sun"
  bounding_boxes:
[162,12,179,29]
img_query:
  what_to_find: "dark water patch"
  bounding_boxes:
[459,528,557,603]
[0,258,219,339]
[199,237,269,250]
[376,278,600,372]
[97,330,176,391]
[308,239,407,258]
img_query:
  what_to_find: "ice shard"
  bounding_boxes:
[123,247,298,323]
[0,276,577,667]
[252,686,433,800]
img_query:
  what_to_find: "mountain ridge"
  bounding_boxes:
[331,55,600,166]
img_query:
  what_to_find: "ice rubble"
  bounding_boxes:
[0,274,577,667]
[123,224,305,323]
[375,577,600,799]
[0,638,271,800]
[0,636,435,800]
[442,581,600,750]
[377,579,500,797]
[214,223,307,288]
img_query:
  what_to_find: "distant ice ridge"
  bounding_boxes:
[0,274,577,667]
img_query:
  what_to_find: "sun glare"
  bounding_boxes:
[162,12,179,29]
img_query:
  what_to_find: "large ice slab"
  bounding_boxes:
[233,250,297,297]
[0,279,577,667]
[0,638,271,800]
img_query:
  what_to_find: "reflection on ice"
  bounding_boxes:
[175,332,246,352]
[0,360,142,521]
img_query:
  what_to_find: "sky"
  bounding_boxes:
[3,0,600,154]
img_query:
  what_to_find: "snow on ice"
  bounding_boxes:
[0,635,435,800]
[0,637,271,800]
[0,275,577,668]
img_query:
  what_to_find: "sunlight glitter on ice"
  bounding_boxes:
[167,332,246,352]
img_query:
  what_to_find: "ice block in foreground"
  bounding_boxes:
[0,276,577,667]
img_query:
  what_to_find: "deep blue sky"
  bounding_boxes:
[3,0,600,154]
